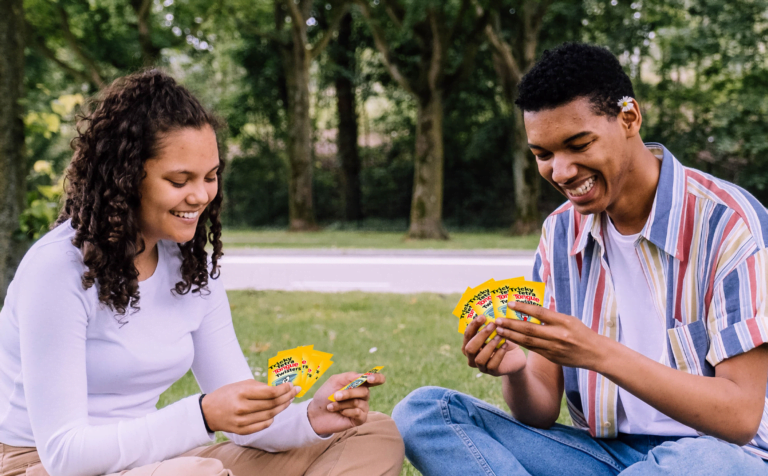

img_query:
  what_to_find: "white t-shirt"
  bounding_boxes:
[603,216,698,436]
[0,221,326,476]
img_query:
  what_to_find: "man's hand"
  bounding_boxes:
[462,315,527,377]
[201,380,299,435]
[495,301,607,370]
[307,371,385,435]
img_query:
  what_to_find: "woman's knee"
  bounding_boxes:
[151,456,232,476]
[362,412,405,459]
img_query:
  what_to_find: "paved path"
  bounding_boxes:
[219,249,536,294]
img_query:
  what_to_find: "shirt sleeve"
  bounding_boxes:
[706,247,768,367]
[17,245,214,476]
[190,276,329,452]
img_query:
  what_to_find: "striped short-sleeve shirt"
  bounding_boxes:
[533,143,768,459]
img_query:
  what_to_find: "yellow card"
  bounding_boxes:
[490,277,524,319]
[298,350,334,398]
[508,280,545,324]
[328,366,384,402]
[294,345,314,389]
[267,350,302,386]
[452,278,495,319]
[269,346,334,397]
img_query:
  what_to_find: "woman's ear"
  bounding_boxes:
[620,99,642,138]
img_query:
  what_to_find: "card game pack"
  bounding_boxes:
[268,345,334,398]
[453,277,545,345]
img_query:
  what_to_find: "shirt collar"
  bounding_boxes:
[570,143,687,260]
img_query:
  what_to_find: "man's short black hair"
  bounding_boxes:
[515,43,635,117]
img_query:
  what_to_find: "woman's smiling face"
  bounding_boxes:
[138,125,220,245]
[524,97,633,217]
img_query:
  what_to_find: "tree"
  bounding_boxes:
[24,0,217,90]
[354,0,490,239]
[329,11,363,222]
[483,1,550,235]
[235,0,350,231]
[0,0,27,300]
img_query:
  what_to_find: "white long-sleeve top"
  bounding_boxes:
[0,221,325,476]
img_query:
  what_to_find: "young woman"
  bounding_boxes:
[0,70,403,476]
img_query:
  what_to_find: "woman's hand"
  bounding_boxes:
[307,372,385,435]
[494,301,607,370]
[462,315,527,377]
[201,380,299,435]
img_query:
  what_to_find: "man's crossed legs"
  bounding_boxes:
[393,387,767,476]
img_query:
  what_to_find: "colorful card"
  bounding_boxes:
[328,366,384,402]
[454,278,544,350]
[269,346,334,398]
[297,348,334,398]
[507,280,545,324]
[452,278,496,320]
[267,350,302,386]
[454,279,505,345]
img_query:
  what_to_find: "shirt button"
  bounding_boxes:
[606,319,615,328]
[604,421,611,428]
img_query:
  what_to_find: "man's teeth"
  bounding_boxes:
[568,177,596,197]
[171,210,199,219]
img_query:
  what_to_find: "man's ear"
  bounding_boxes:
[620,100,642,138]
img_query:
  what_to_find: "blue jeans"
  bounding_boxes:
[392,387,768,476]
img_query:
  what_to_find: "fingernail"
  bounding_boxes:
[488,323,496,331]
[366,375,375,383]
[334,391,343,401]
[327,403,334,411]
[295,386,302,394]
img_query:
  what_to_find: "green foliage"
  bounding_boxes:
[632,0,768,203]
[223,139,290,228]
[21,0,768,235]
[16,92,83,239]
[17,161,64,241]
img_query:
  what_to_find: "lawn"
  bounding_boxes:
[221,229,540,250]
[158,290,571,475]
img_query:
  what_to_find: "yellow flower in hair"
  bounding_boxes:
[618,96,634,112]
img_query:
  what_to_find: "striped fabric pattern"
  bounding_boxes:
[532,143,768,459]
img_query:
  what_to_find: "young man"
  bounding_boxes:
[393,43,768,475]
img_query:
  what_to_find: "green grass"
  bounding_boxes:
[221,229,540,250]
[158,291,570,475]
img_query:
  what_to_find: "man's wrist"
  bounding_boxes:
[589,335,621,375]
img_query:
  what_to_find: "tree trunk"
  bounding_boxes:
[281,34,317,231]
[333,12,362,223]
[130,0,161,66]
[0,0,27,301]
[510,105,541,235]
[408,92,448,240]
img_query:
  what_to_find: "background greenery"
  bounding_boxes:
[157,290,571,475]
[16,0,768,239]
[220,228,540,249]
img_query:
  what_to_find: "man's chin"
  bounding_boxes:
[569,199,607,216]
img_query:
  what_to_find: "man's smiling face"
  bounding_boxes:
[525,97,632,216]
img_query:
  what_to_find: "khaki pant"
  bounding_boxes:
[0,412,403,476]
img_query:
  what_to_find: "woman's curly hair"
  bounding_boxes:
[56,69,225,316]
